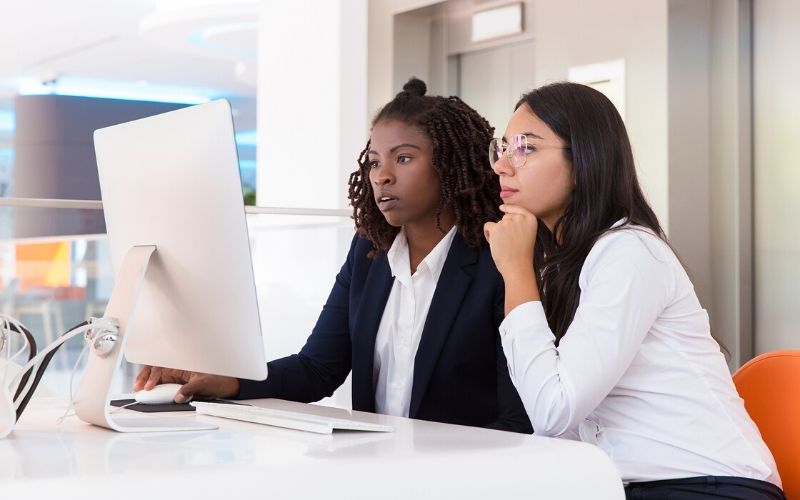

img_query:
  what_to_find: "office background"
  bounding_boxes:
[0,0,797,407]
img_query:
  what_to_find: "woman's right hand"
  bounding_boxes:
[483,204,538,277]
[484,204,541,315]
[134,366,240,403]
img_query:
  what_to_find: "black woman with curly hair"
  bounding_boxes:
[135,78,533,433]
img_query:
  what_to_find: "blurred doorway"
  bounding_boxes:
[454,40,535,135]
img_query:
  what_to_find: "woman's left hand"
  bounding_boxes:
[483,204,538,278]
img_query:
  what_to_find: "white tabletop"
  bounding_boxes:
[1,398,624,499]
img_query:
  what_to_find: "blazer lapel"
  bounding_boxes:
[408,233,477,418]
[350,252,394,412]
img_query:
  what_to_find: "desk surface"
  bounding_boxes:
[2,398,624,499]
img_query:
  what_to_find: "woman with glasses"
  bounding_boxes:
[483,82,783,498]
[135,78,533,433]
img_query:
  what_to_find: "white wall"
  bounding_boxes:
[708,0,753,364]
[667,0,713,339]
[753,0,800,352]
[368,0,442,118]
[393,8,435,94]
[530,0,670,231]
[665,0,755,367]
[258,0,367,209]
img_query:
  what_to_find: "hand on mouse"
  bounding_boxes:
[134,365,240,403]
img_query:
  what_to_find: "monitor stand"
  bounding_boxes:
[73,245,217,432]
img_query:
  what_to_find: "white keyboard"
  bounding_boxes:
[190,402,394,435]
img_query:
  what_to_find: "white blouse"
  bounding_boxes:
[373,226,456,417]
[499,222,780,486]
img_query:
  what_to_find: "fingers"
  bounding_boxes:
[134,366,237,403]
[144,366,163,390]
[176,375,240,403]
[483,221,496,242]
[498,205,539,235]
[158,369,191,385]
[133,366,151,391]
[135,367,197,397]
[174,376,203,402]
[499,204,535,217]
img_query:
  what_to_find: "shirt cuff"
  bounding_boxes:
[499,300,549,339]
[499,300,555,394]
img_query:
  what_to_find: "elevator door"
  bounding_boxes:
[456,40,536,136]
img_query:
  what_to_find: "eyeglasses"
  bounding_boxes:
[489,134,569,168]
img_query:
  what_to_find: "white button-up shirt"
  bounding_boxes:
[500,221,781,486]
[373,226,457,417]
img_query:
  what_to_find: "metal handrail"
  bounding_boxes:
[0,197,351,217]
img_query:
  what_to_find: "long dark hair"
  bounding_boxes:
[519,82,665,343]
[348,77,500,255]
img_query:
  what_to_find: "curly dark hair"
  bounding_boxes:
[348,77,501,255]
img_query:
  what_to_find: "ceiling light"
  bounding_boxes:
[472,3,523,43]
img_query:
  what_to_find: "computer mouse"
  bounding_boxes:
[133,383,192,405]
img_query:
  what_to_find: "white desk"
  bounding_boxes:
[1,398,625,499]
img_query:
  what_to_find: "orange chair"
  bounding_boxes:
[733,350,800,499]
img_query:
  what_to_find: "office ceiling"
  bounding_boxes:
[0,0,258,103]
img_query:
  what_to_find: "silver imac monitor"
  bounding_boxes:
[74,99,267,432]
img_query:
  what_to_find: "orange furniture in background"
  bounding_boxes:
[15,242,71,290]
[733,350,800,499]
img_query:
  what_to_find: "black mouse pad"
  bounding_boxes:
[110,398,240,413]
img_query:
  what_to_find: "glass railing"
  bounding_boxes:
[0,198,355,409]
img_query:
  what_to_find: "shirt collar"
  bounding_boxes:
[386,226,457,282]
[610,218,628,229]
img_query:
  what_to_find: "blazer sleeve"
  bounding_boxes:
[486,277,534,434]
[236,236,357,401]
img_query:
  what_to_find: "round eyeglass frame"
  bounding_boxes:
[489,134,569,169]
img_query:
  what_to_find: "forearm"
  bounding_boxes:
[236,354,346,402]
[500,302,575,436]
[503,266,540,316]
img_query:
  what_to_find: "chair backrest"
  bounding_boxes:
[733,350,800,499]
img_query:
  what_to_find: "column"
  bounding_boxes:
[256,0,367,209]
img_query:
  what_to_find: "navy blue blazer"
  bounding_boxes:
[238,232,532,434]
